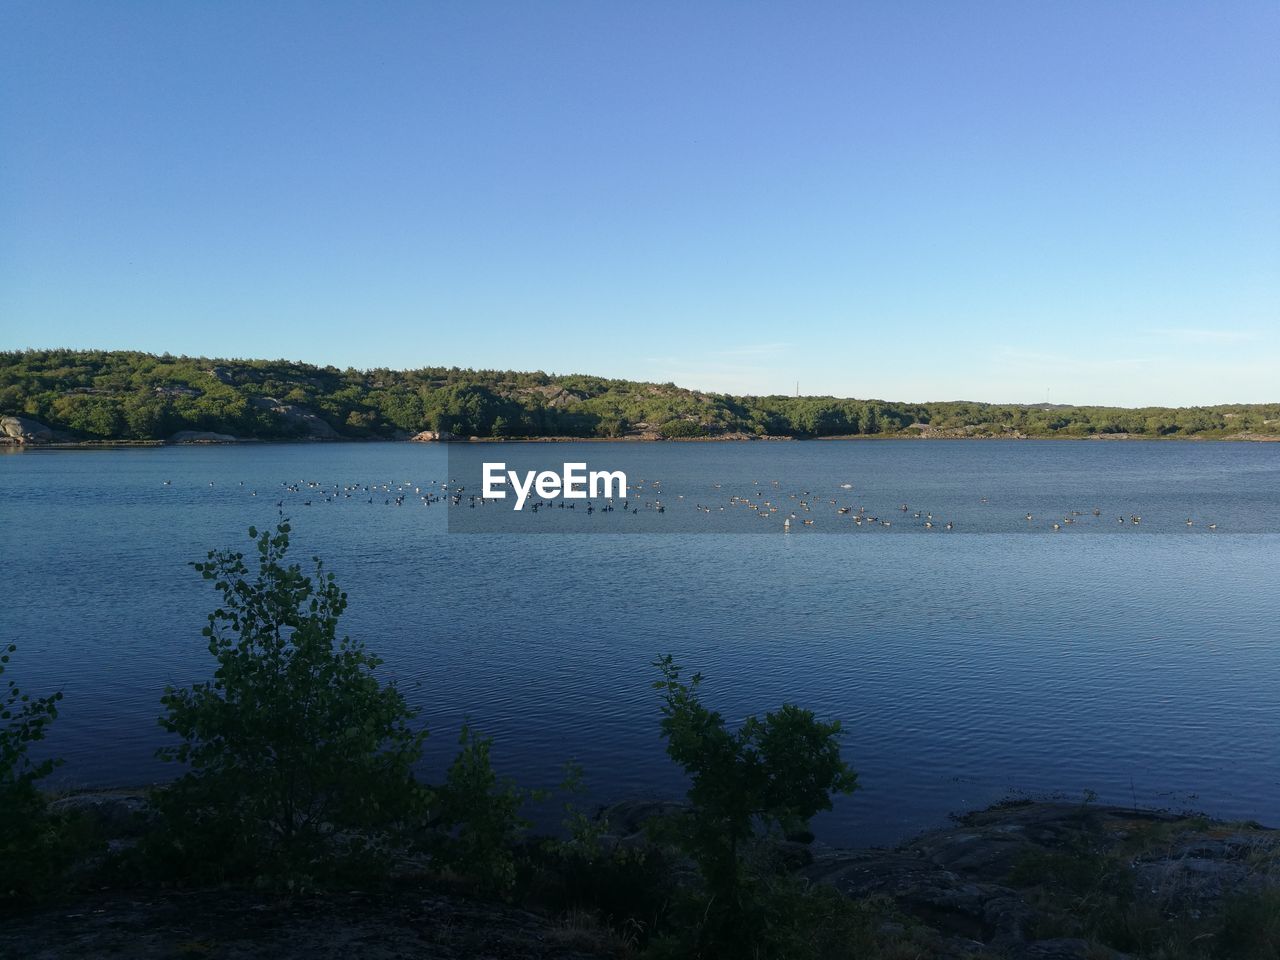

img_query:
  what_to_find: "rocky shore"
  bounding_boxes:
[3,796,1275,959]
[4,413,1277,447]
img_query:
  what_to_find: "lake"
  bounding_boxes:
[2,439,1277,845]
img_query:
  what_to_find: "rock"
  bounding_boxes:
[2,415,55,442]
[168,430,238,443]
[811,801,1276,956]
[805,849,1026,941]
[522,385,585,408]
[249,397,340,439]
[152,385,202,398]
[409,430,456,442]
[206,365,235,384]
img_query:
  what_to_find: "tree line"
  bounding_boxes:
[3,348,1276,442]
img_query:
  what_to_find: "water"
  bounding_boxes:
[2,440,1277,845]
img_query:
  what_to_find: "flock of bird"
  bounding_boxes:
[164,477,1222,532]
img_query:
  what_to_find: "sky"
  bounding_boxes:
[1,1,1276,406]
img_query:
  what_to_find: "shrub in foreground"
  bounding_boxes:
[420,723,540,892]
[151,522,427,885]
[0,642,69,902]
[652,655,859,957]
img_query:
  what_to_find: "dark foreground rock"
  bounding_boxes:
[0,887,624,960]
[2,799,1275,959]
[803,800,1279,959]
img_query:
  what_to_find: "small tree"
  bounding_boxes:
[425,724,538,892]
[1,643,65,900]
[155,521,426,884]
[653,655,858,953]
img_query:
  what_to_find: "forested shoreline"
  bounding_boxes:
[3,349,1277,443]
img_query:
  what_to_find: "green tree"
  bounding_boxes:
[653,655,858,954]
[423,724,539,891]
[1,643,66,901]
[153,521,426,884]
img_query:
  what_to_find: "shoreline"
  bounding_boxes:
[4,432,1278,450]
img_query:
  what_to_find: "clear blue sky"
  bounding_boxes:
[2,1,1276,405]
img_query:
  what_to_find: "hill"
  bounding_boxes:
[2,349,1277,443]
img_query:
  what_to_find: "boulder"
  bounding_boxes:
[1,415,55,442]
[409,430,456,442]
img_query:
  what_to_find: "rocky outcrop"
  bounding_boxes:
[168,430,239,443]
[1,416,79,443]
[598,798,1277,958]
[153,384,202,399]
[2,415,56,442]
[409,430,457,442]
[804,801,1278,958]
[206,366,235,385]
[250,397,340,439]
[1223,432,1280,442]
[906,422,1028,440]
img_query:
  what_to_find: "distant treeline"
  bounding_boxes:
[2,349,1277,442]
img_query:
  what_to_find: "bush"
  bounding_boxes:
[422,724,538,892]
[652,655,858,956]
[518,764,675,944]
[151,521,427,886]
[0,643,68,901]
